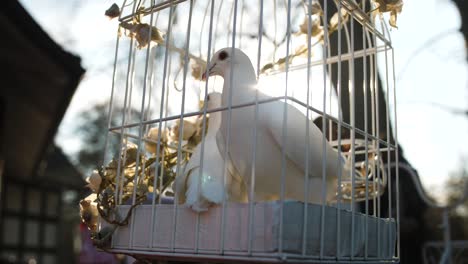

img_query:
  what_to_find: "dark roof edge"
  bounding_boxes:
[3,1,86,177]
[3,0,85,75]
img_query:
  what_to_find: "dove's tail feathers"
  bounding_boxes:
[200,176,226,204]
[185,171,209,212]
[185,170,226,212]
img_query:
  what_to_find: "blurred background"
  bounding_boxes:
[0,0,467,263]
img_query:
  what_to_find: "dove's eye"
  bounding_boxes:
[207,95,211,101]
[218,51,228,61]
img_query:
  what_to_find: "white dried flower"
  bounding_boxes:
[306,0,322,16]
[299,16,323,38]
[191,60,207,81]
[85,170,102,193]
[145,127,168,154]
[371,0,403,28]
[120,22,164,49]
[79,195,98,232]
[170,116,201,141]
[329,9,349,33]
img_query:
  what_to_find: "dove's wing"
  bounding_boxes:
[261,100,343,178]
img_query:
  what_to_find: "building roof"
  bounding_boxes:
[40,145,86,190]
[0,1,85,182]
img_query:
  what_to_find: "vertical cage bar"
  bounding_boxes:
[301,0,313,257]
[129,0,157,248]
[319,0,329,259]
[119,46,138,207]
[150,3,174,250]
[278,0,292,258]
[213,0,225,54]
[144,9,162,124]
[383,35,393,259]
[349,14,356,260]
[247,0,263,255]
[107,10,124,208]
[174,0,197,252]
[126,41,138,248]
[239,0,244,49]
[108,22,122,251]
[335,1,344,260]
[103,2,126,168]
[116,0,138,209]
[370,39,377,218]
[391,47,400,260]
[373,28,382,259]
[198,1,211,57]
[173,0,195,215]
[195,0,216,254]
[362,19,370,263]
[220,0,239,254]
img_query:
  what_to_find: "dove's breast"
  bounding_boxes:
[220,101,336,203]
[220,103,308,200]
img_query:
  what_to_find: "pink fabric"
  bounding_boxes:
[79,223,119,264]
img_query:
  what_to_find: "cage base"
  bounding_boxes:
[102,201,396,262]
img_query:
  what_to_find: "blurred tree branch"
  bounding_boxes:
[73,101,141,175]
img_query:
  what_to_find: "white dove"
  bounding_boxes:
[203,48,350,204]
[175,92,247,212]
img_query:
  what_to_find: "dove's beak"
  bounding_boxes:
[202,63,217,81]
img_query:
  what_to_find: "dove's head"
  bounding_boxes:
[202,48,255,80]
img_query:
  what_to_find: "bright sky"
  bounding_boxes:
[20,0,468,201]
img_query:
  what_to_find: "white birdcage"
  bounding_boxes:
[92,0,400,262]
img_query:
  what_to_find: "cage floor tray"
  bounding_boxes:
[105,201,395,260]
